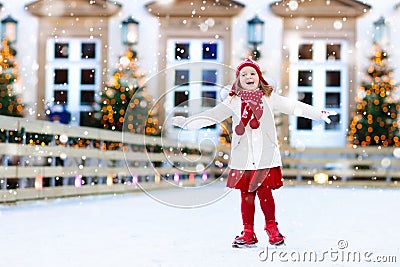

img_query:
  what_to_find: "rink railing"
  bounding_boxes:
[216,144,400,183]
[0,115,224,202]
[280,146,400,182]
[1,115,400,202]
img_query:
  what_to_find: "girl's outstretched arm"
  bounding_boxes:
[271,92,336,123]
[172,97,233,130]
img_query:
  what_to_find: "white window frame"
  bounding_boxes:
[45,38,101,125]
[289,39,348,147]
[165,38,224,143]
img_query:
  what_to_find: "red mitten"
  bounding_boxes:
[235,103,253,135]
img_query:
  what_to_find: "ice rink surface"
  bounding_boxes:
[1,182,399,267]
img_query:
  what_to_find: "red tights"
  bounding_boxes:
[241,187,275,231]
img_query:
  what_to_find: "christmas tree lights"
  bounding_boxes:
[0,38,23,117]
[348,43,400,147]
[98,49,160,136]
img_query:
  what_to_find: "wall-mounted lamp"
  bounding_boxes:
[1,15,18,44]
[121,16,139,62]
[121,16,139,47]
[373,16,389,46]
[247,15,264,61]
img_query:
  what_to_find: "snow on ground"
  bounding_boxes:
[1,182,399,267]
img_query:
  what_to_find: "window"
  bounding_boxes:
[326,44,341,60]
[325,114,340,130]
[54,90,68,104]
[298,70,313,86]
[81,69,95,84]
[202,91,216,107]
[174,91,189,106]
[175,43,190,60]
[81,43,96,59]
[80,111,94,127]
[47,38,101,127]
[298,44,313,60]
[326,71,341,87]
[325,93,341,108]
[202,43,217,59]
[54,69,68,84]
[297,92,312,130]
[55,43,69,58]
[297,117,312,130]
[175,70,189,86]
[298,92,312,105]
[202,70,217,86]
[81,90,95,105]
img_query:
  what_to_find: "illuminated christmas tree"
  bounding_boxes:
[99,49,160,135]
[348,43,400,146]
[0,39,23,117]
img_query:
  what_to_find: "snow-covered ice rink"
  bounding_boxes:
[1,182,399,267]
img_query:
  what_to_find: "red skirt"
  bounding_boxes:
[226,167,283,192]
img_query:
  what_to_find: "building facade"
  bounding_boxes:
[2,0,400,147]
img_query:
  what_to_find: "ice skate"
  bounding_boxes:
[265,221,285,246]
[232,229,258,248]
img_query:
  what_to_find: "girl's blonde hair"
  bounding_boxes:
[234,76,273,97]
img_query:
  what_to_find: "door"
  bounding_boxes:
[289,39,348,147]
[165,38,225,143]
[45,38,101,126]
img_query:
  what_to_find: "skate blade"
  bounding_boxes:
[232,243,257,249]
[270,240,285,246]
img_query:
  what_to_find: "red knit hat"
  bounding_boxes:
[230,58,269,96]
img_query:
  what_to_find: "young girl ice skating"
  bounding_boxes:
[172,58,335,248]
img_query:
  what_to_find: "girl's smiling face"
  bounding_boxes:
[239,66,260,91]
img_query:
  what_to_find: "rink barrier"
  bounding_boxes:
[1,115,400,202]
[0,115,223,203]
[215,145,400,183]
